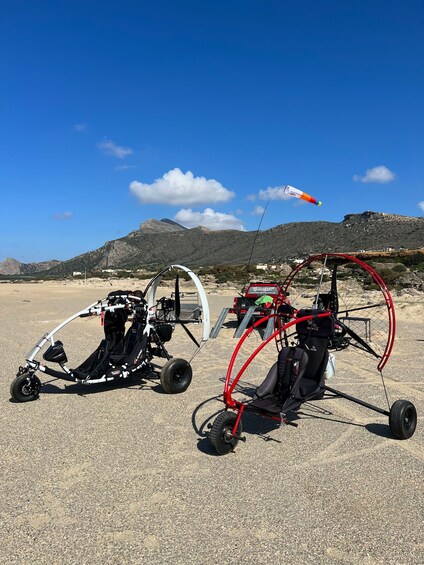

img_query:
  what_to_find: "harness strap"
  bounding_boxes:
[275,346,305,401]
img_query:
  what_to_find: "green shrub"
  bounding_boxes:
[398,252,424,267]
[376,268,402,289]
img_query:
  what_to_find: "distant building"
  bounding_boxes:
[256,263,280,271]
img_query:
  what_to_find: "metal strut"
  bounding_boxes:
[234,306,256,338]
[209,308,230,339]
[324,385,390,417]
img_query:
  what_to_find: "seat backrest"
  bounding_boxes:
[296,309,332,384]
[275,346,309,401]
[254,346,308,404]
[104,308,129,353]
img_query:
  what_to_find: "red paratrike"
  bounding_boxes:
[208,253,417,455]
[10,265,210,402]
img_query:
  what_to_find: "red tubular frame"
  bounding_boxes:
[223,312,332,409]
[222,254,396,439]
[278,253,396,372]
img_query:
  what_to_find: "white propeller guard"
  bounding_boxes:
[146,264,210,342]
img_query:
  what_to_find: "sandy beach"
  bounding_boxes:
[1,280,423,565]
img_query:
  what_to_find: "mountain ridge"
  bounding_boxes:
[1,212,423,276]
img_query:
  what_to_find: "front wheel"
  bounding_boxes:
[160,358,192,394]
[10,372,41,402]
[389,400,417,440]
[210,411,243,455]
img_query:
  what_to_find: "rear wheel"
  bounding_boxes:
[389,400,417,439]
[210,411,243,455]
[10,372,41,402]
[160,358,192,394]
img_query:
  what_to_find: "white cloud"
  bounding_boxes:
[174,208,244,230]
[353,165,395,184]
[52,211,73,221]
[246,194,257,202]
[130,168,235,205]
[251,205,265,216]
[97,138,133,159]
[73,123,87,132]
[418,201,424,214]
[258,185,291,201]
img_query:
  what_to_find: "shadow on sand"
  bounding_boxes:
[192,394,394,456]
[14,370,165,400]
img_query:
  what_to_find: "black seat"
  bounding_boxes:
[249,309,334,414]
[73,292,148,380]
[249,346,309,413]
[72,339,112,380]
[296,309,334,396]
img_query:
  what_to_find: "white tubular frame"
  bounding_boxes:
[25,295,140,365]
[146,264,210,342]
[22,266,209,382]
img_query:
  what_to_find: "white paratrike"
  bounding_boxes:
[10,265,210,403]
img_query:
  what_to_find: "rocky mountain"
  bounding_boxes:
[1,212,423,276]
[138,218,187,233]
[0,257,61,276]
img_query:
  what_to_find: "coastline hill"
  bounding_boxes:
[1,213,423,276]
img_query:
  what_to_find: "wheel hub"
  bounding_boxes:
[223,427,234,443]
[22,380,33,395]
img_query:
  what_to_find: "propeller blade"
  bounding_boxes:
[330,264,339,314]
[175,274,181,319]
[337,319,379,359]
[180,321,200,348]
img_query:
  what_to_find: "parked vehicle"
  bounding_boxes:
[230,282,288,324]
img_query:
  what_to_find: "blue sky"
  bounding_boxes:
[1,1,423,263]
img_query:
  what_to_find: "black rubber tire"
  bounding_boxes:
[160,358,192,394]
[389,399,417,440]
[210,411,243,455]
[10,373,41,402]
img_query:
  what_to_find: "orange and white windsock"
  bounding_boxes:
[284,185,322,206]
